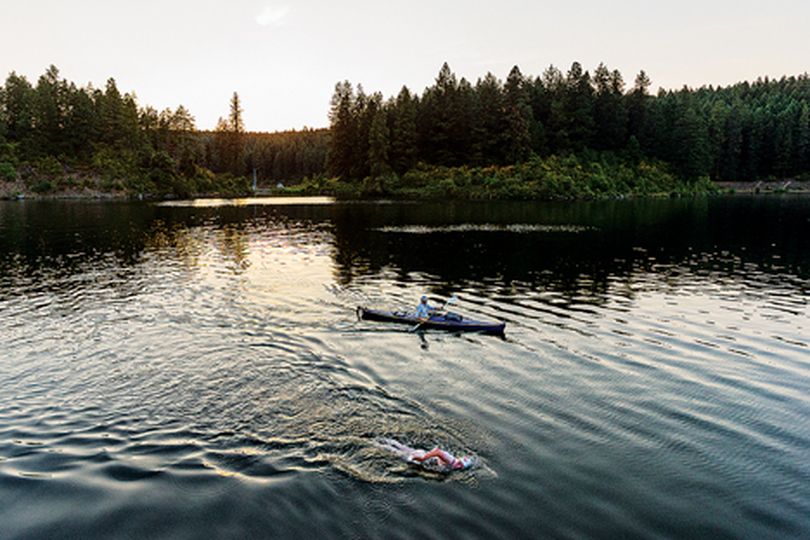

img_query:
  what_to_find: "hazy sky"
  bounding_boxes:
[2,1,808,132]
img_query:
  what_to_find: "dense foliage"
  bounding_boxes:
[285,153,711,200]
[327,62,810,184]
[0,66,327,197]
[2,62,807,200]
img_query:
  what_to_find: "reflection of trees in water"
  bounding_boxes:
[143,219,205,270]
[322,198,810,303]
[215,224,251,272]
[1,197,808,302]
[0,202,157,296]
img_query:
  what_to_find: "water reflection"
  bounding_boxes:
[1,197,809,302]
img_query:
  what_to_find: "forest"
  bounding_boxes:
[1,62,808,199]
[0,65,326,197]
[326,62,810,198]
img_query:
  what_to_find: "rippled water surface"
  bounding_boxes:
[1,196,809,539]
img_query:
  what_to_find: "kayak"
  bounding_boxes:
[357,307,506,335]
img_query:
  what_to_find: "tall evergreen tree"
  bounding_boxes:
[327,81,357,178]
[453,77,476,163]
[797,103,810,173]
[368,106,390,177]
[33,65,67,156]
[389,86,418,173]
[627,70,651,140]
[541,65,567,151]
[562,62,596,149]
[64,83,97,158]
[526,77,549,155]
[226,91,245,174]
[503,66,533,163]
[472,73,506,164]
[670,92,712,179]
[422,62,460,165]
[718,102,743,180]
[229,92,244,134]
[3,72,34,146]
[593,64,628,150]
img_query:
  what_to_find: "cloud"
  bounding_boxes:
[255,5,290,27]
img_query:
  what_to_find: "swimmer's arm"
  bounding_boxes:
[415,448,453,465]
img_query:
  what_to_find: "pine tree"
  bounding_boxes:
[424,62,460,165]
[64,84,97,158]
[327,81,357,178]
[592,65,628,150]
[3,72,35,146]
[472,72,506,164]
[503,66,533,163]
[225,92,245,175]
[527,77,548,155]
[670,93,711,180]
[389,86,418,173]
[368,107,390,177]
[99,78,124,147]
[627,70,651,140]
[541,65,567,151]
[453,78,476,163]
[229,92,244,134]
[562,62,595,150]
[351,87,376,178]
[33,65,67,156]
[797,103,810,173]
[212,116,231,173]
[718,102,743,180]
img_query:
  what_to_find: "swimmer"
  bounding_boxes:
[377,438,476,472]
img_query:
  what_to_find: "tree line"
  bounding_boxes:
[328,62,810,182]
[2,62,808,198]
[0,65,327,194]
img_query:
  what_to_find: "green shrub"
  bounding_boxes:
[32,179,54,193]
[35,155,63,178]
[310,151,707,200]
[93,148,130,179]
[0,161,16,182]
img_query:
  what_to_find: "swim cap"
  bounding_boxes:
[458,456,476,470]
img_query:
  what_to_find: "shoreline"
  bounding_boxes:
[3,181,809,202]
[714,180,810,194]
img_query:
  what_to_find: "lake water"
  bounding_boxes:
[1,196,809,539]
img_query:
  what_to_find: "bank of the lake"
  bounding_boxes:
[10,153,810,202]
[275,155,716,200]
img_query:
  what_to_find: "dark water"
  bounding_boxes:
[1,196,809,539]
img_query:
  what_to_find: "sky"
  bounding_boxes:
[2,0,808,132]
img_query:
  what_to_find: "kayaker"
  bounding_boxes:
[377,438,476,472]
[415,295,436,319]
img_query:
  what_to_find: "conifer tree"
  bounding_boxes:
[424,62,459,165]
[563,62,596,150]
[3,72,34,146]
[627,70,651,140]
[368,107,390,177]
[503,66,533,163]
[670,93,711,179]
[389,86,418,173]
[327,81,357,178]
[797,104,810,173]
[64,84,97,158]
[472,73,506,164]
[33,65,66,155]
